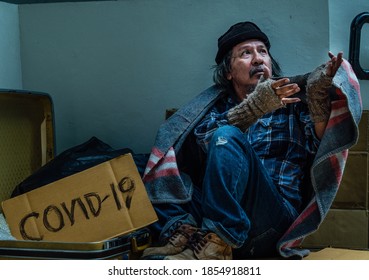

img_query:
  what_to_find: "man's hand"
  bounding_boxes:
[307,51,343,139]
[306,52,340,136]
[326,51,343,77]
[271,78,301,105]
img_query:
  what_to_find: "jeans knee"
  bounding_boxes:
[211,125,244,147]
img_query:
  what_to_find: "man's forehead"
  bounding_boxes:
[233,39,267,50]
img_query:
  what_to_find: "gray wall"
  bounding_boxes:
[18,0,331,154]
[329,0,369,108]
[1,0,368,154]
[0,2,22,89]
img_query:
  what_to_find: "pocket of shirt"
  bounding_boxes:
[258,113,287,129]
[250,112,289,156]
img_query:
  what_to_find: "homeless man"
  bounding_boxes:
[139,21,362,260]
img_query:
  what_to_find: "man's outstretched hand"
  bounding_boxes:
[326,51,343,77]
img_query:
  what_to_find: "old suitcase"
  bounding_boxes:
[0,89,152,259]
[0,227,151,260]
[0,89,55,204]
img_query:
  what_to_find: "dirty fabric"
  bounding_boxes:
[0,214,15,241]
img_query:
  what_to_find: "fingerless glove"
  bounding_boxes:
[227,78,283,132]
[306,64,333,123]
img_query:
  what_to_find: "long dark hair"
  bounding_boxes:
[212,49,282,91]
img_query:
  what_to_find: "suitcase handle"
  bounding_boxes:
[131,236,151,253]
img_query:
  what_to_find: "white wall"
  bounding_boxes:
[329,0,369,109]
[18,0,329,154]
[0,2,22,89]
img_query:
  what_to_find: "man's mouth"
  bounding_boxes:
[249,66,265,77]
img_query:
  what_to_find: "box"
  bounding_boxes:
[1,153,158,243]
[304,247,369,260]
[350,110,369,151]
[301,209,368,249]
[332,152,368,209]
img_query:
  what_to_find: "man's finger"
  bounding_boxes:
[271,78,290,89]
[281,97,301,104]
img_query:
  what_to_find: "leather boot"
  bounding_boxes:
[165,231,232,260]
[141,224,198,259]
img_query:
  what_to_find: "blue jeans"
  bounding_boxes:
[150,125,298,258]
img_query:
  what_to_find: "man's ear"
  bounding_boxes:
[226,73,232,80]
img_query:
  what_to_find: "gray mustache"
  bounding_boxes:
[249,66,265,77]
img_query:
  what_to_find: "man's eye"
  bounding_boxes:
[241,50,250,56]
[260,49,268,55]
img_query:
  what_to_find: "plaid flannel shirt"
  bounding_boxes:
[194,94,320,212]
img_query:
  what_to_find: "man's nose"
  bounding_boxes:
[252,52,264,65]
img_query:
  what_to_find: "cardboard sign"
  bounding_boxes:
[2,154,157,242]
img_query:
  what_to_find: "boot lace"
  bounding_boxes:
[187,231,209,254]
[168,226,194,244]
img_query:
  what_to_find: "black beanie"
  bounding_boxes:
[215,21,270,64]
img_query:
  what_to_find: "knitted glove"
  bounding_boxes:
[306,64,333,123]
[227,78,283,132]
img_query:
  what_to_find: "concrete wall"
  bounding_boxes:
[329,0,369,108]
[0,2,22,89]
[18,0,330,154]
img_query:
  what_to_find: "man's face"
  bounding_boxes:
[227,39,272,100]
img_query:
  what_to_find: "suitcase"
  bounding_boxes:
[0,89,151,259]
[0,227,151,260]
[0,89,55,204]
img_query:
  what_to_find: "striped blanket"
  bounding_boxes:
[142,60,362,258]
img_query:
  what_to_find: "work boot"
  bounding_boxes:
[165,231,232,260]
[141,224,198,259]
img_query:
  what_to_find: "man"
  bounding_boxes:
[140,21,360,260]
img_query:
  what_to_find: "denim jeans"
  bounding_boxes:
[150,125,298,258]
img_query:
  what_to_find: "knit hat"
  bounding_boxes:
[215,21,270,64]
